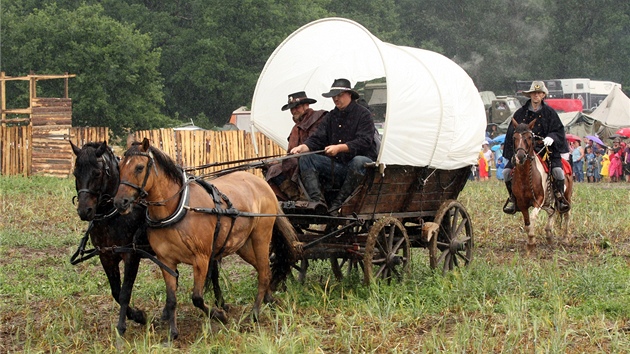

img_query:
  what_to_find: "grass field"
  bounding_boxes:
[1,175,630,353]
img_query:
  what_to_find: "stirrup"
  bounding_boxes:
[555,195,571,214]
[502,198,517,215]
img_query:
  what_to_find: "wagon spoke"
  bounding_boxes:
[387,225,395,250]
[436,249,448,266]
[436,241,450,249]
[455,251,471,264]
[392,237,405,252]
[374,263,386,279]
[454,218,468,238]
[450,210,460,233]
[442,253,451,274]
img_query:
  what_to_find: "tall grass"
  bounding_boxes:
[1,176,630,353]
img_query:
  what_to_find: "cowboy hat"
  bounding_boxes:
[321,78,360,100]
[281,91,317,111]
[522,81,549,97]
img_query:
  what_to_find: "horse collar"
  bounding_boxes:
[146,171,191,228]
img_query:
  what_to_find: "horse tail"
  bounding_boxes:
[269,205,301,291]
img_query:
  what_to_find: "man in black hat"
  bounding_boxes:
[290,78,378,215]
[266,91,327,200]
[502,80,571,214]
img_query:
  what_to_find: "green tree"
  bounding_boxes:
[1,3,176,137]
[536,0,630,89]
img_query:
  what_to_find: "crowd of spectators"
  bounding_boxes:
[471,135,630,183]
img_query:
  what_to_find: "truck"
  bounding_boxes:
[487,96,521,125]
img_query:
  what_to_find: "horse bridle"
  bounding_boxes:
[512,129,543,163]
[73,150,118,218]
[119,151,157,202]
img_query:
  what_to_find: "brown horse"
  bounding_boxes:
[511,119,572,252]
[113,138,299,340]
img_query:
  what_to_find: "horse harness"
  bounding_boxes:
[70,149,178,278]
[119,150,245,263]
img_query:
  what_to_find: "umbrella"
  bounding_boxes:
[491,134,505,144]
[565,133,581,143]
[585,135,605,146]
[609,134,623,140]
[491,145,501,152]
[616,127,630,138]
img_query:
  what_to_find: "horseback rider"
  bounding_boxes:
[502,81,571,214]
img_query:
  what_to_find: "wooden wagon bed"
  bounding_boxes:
[341,164,470,220]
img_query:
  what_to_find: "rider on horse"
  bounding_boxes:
[502,81,571,214]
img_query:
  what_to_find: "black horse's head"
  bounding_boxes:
[71,140,119,221]
[511,118,537,166]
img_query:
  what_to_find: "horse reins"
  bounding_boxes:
[513,129,552,209]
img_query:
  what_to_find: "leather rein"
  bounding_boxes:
[512,129,551,209]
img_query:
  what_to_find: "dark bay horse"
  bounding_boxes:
[510,119,572,252]
[113,138,299,340]
[70,141,150,335]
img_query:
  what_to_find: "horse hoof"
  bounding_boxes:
[132,309,147,325]
[210,308,228,323]
[116,325,127,337]
[526,243,536,254]
[263,293,277,305]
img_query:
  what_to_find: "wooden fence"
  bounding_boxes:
[0,125,109,177]
[1,126,285,178]
[132,128,286,178]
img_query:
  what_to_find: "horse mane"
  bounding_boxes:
[514,122,531,134]
[126,142,183,185]
[74,142,117,173]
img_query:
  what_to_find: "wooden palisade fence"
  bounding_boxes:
[1,72,284,178]
[1,126,285,178]
[132,128,285,178]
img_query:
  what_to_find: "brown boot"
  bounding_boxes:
[328,171,364,216]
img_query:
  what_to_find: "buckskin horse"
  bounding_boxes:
[70,141,150,336]
[510,119,572,252]
[113,138,299,340]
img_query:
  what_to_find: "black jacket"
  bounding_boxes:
[304,101,378,164]
[504,100,569,162]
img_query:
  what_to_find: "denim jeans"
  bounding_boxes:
[299,154,372,190]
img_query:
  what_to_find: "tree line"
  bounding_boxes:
[2,0,629,137]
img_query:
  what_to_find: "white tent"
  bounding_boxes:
[251,18,486,170]
[586,86,630,127]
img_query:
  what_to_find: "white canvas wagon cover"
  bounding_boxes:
[251,18,486,170]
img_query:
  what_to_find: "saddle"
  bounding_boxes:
[536,154,573,176]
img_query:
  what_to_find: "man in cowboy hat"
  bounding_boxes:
[502,80,571,214]
[265,91,327,201]
[290,78,378,215]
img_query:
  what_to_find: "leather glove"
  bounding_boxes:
[543,137,554,146]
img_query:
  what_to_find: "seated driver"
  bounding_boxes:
[265,91,326,201]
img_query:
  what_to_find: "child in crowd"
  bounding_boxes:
[601,148,611,182]
[478,151,488,181]
[585,146,595,182]
[594,149,602,182]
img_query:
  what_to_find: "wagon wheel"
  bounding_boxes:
[430,200,473,275]
[291,258,309,283]
[330,256,363,281]
[363,217,410,286]
[329,222,369,281]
